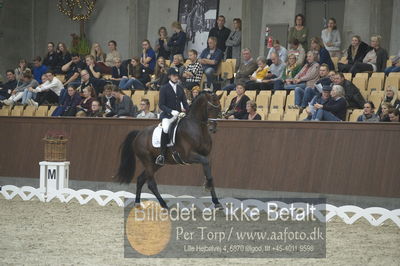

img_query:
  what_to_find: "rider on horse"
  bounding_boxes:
[156,67,189,166]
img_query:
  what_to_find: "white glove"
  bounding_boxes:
[171,110,179,116]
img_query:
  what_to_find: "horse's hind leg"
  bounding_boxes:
[134,171,146,207]
[144,164,168,209]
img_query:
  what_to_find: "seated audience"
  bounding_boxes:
[225,18,242,61]
[171,54,185,78]
[225,83,250,119]
[288,39,305,66]
[88,100,103,117]
[350,35,388,75]
[295,64,330,109]
[168,21,186,60]
[90,43,106,63]
[15,59,29,82]
[281,51,319,91]
[267,40,288,65]
[313,85,347,121]
[379,102,392,122]
[62,53,86,87]
[101,84,116,117]
[245,56,270,91]
[62,85,82,116]
[182,49,203,90]
[0,70,17,101]
[1,70,38,106]
[321,18,341,58]
[377,86,400,114]
[22,74,48,105]
[32,56,48,84]
[357,101,380,122]
[310,37,334,70]
[146,57,169,90]
[85,55,102,78]
[247,53,284,91]
[242,100,261,120]
[55,42,71,73]
[154,27,170,60]
[304,85,332,120]
[110,57,128,85]
[188,86,201,105]
[140,40,156,73]
[338,35,371,73]
[119,57,148,90]
[199,37,223,90]
[222,48,257,92]
[288,14,309,51]
[105,40,121,67]
[43,42,58,71]
[136,99,157,119]
[388,108,400,122]
[385,50,400,75]
[273,53,302,91]
[110,86,137,117]
[29,70,63,106]
[332,72,365,109]
[76,86,96,117]
[209,15,231,56]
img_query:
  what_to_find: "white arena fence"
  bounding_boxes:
[1,185,400,228]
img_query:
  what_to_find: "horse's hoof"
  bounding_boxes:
[214,203,223,210]
[134,203,142,209]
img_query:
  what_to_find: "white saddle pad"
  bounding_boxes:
[152,124,178,148]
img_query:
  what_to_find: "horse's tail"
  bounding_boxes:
[116,130,139,184]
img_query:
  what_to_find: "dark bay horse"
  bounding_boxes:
[116,92,223,209]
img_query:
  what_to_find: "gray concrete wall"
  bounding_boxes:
[389,0,400,55]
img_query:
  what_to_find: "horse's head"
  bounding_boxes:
[204,91,223,119]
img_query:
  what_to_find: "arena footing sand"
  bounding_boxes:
[0,198,399,265]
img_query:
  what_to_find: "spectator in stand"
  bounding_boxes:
[182,49,203,90]
[110,58,128,85]
[377,86,400,114]
[168,21,186,61]
[225,18,242,62]
[119,57,148,90]
[310,37,334,70]
[199,37,223,90]
[242,100,261,120]
[288,38,306,67]
[140,40,157,73]
[267,40,288,65]
[188,86,201,106]
[245,56,270,91]
[1,70,38,106]
[61,85,82,116]
[313,85,347,121]
[15,59,29,82]
[388,108,400,122]
[61,53,86,87]
[274,53,302,91]
[379,102,392,122]
[225,83,250,119]
[350,35,388,76]
[295,63,331,109]
[75,69,105,96]
[136,98,157,119]
[170,54,185,78]
[222,48,258,92]
[146,57,169,90]
[90,43,106,63]
[101,84,116,117]
[22,74,47,105]
[281,51,319,91]
[321,18,341,58]
[288,14,309,51]
[55,42,71,73]
[208,15,231,56]
[385,50,400,75]
[304,85,332,120]
[32,56,48,84]
[332,72,365,109]
[105,40,121,67]
[43,42,58,71]
[357,101,380,122]
[155,27,170,60]
[76,86,96,117]
[88,100,103,117]
[110,87,137,117]
[247,53,285,91]
[338,35,371,73]
[85,55,101,79]
[28,70,63,107]
[0,70,17,101]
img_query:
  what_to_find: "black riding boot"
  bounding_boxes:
[155,131,168,165]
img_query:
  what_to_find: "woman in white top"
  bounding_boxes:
[321,18,341,58]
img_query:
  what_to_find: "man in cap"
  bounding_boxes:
[156,67,189,165]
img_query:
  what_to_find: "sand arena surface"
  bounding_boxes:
[0,198,399,265]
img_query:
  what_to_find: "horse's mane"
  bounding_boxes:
[188,91,210,120]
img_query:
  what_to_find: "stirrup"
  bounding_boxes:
[155,155,165,166]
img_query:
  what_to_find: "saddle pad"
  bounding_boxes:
[152,124,178,148]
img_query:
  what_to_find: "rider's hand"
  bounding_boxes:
[171,110,179,116]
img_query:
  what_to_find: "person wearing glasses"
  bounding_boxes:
[136,98,156,119]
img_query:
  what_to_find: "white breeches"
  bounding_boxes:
[161,115,178,133]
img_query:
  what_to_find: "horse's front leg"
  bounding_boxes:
[189,153,222,209]
[134,171,146,207]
